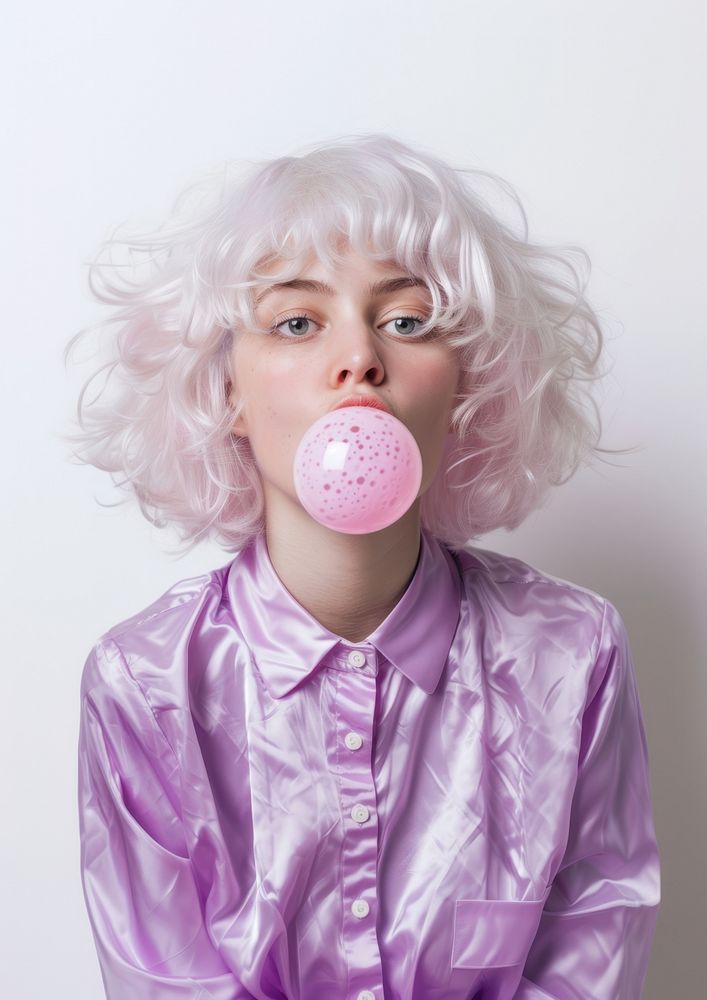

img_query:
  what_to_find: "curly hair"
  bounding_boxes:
[62,132,619,555]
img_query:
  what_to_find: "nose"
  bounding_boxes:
[329,318,385,387]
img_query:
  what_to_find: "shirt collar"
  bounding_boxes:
[226,525,462,699]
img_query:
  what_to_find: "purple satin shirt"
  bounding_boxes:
[78,526,661,999]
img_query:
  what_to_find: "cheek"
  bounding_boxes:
[410,351,458,414]
[235,342,299,425]
[403,353,458,474]
[241,352,313,482]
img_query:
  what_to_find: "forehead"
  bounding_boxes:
[252,246,428,303]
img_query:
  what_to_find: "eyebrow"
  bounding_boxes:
[254,275,427,306]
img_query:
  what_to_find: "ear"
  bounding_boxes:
[226,378,249,437]
[232,414,248,437]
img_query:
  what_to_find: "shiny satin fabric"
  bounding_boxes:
[78,527,661,999]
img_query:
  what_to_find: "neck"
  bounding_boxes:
[263,493,423,643]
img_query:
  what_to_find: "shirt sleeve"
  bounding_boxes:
[514,599,662,1000]
[78,638,239,1000]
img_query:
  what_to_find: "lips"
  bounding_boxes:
[333,395,391,415]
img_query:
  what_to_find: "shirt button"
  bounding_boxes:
[351,898,370,918]
[347,650,366,668]
[351,803,370,823]
[344,732,363,750]
[357,992,376,1000]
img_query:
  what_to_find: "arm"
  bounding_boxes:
[78,639,240,1000]
[515,600,661,999]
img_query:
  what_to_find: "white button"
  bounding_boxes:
[358,992,376,1000]
[347,650,366,668]
[345,732,363,750]
[351,898,370,918]
[351,803,370,823]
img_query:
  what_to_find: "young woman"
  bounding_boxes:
[67,133,661,999]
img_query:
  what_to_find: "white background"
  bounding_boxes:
[2,2,705,996]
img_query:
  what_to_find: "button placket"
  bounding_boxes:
[334,648,384,999]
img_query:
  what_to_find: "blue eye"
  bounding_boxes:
[383,316,427,336]
[270,312,431,339]
[272,314,315,337]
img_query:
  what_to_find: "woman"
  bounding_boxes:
[67,133,661,998]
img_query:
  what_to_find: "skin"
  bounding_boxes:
[229,246,461,643]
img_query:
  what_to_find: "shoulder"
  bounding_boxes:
[450,542,610,610]
[447,542,618,656]
[103,564,228,641]
[445,543,635,711]
[80,559,233,700]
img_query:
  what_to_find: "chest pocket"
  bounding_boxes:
[451,897,546,969]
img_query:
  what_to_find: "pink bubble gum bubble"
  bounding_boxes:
[293,406,423,535]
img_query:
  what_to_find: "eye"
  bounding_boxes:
[381,314,429,337]
[271,313,319,338]
[270,311,432,340]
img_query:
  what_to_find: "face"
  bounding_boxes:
[229,246,460,524]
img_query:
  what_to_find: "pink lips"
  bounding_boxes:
[333,395,391,415]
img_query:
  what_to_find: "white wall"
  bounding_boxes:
[2,1,704,995]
